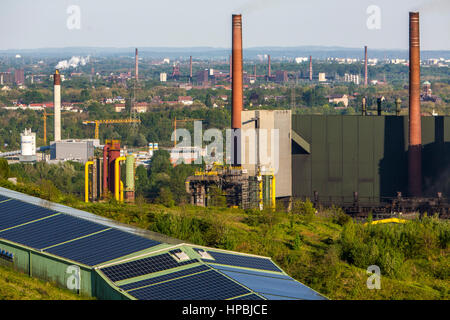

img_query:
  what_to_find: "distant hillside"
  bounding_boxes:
[1,46,450,60]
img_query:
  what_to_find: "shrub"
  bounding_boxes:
[293,199,316,222]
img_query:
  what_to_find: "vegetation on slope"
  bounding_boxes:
[0,174,448,300]
[0,265,92,300]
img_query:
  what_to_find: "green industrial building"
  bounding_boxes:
[292,115,450,205]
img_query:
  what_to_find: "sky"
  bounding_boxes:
[0,0,449,51]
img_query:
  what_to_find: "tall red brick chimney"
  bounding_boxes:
[408,12,422,197]
[232,14,243,166]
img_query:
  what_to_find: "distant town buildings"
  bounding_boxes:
[318,73,327,82]
[344,73,360,85]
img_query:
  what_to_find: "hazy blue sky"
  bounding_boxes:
[0,0,449,50]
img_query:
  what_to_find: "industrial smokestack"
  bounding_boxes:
[408,12,422,197]
[232,14,243,166]
[135,48,139,82]
[364,46,368,86]
[268,54,271,78]
[189,56,193,80]
[309,56,312,81]
[53,69,61,142]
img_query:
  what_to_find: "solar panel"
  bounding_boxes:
[121,264,210,291]
[209,264,291,280]
[219,269,326,300]
[0,195,9,202]
[0,214,108,249]
[101,253,196,282]
[194,248,282,272]
[0,200,58,231]
[128,270,251,300]
[230,294,265,300]
[45,228,160,266]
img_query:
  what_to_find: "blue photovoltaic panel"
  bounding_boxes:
[194,248,282,272]
[121,264,210,291]
[0,214,108,249]
[101,253,196,282]
[128,270,251,300]
[230,294,265,300]
[0,195,9,202]
[210,264,291,280]
[0,200,58,231]
[45,228,160,266]
[219,269,326,300]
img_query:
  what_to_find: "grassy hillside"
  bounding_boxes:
[0,265,92,300]
[1,179,449,300]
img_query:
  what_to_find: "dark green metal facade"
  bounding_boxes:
[292,115,450,204]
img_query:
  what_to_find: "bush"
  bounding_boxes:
[330,206,351,226]
[0,158,10,179]
[293,199,316,222]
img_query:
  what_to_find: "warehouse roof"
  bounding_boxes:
[0,187,326,300]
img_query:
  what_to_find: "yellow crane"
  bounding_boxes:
[42,109,71,145]
[173,117,204,147]
[82,119,141,140]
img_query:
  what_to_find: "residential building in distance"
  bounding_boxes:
[14,69,24,85]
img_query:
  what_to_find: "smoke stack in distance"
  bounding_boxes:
[364,46,368,86]
[53,69,61,142]
[135,48,139,82]
[408,12,422,197]
[309,56,313,81]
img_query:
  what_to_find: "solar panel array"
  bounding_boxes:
[0,200,58,231]
[0,214,108,249]
[101,253,197,282]
[0,195,161,266]
[120,264,211,291]
[45,228,160,266]
[128,270,251,300]
[194,248,282,272]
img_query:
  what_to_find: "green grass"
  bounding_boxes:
[0,264,92,300]
[1,179,449,300]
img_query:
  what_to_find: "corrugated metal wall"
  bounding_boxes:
[292,115,450,204]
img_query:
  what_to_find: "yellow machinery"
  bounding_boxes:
[173,117,204,147]
[83,119,141,140]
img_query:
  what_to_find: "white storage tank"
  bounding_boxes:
[21,128,36,156]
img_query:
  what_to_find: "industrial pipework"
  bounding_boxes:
[125,154,135,202]
[408,12,422,197]
[115,156,126,202]
[85,161,94,203]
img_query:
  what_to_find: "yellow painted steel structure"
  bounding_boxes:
[364,218,408,226]
[83,119,141,140]
[115,157,126,202]
[120,181,124,202]
[271,174,276,210]
[84,161,94,203]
